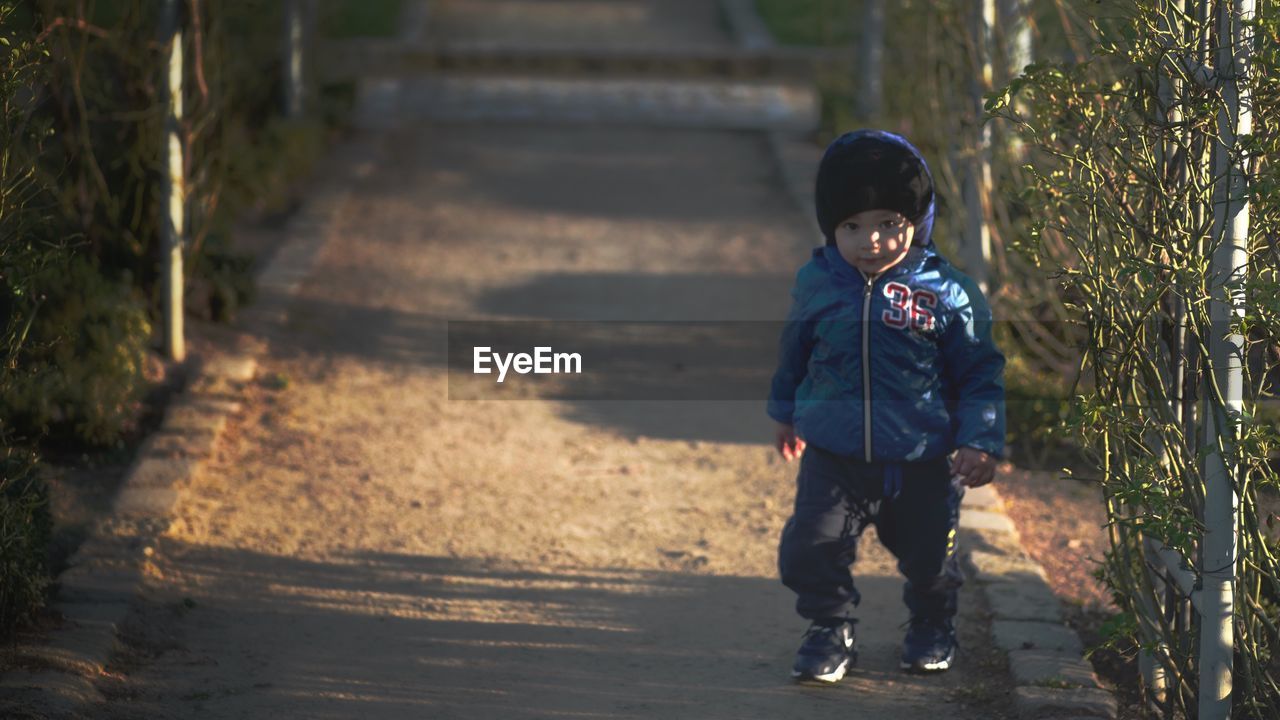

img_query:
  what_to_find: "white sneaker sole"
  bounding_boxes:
[900,653,954,673]
[792,657,849,684]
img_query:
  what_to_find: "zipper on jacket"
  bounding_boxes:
[859,270,877,463]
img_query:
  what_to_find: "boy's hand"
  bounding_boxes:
[775,423,806,462]
[950,447,996,487]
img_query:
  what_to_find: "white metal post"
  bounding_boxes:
[161,0,184,362]
[998,0,1032,161]
[999,0,1033,75]
[963,0,995,293]
[284,0,307,118]
[1200,0,1252,716]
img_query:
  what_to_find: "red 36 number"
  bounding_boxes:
[882,282,936,331]
[883,283,911,328]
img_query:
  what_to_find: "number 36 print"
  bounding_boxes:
[882,282,936,331]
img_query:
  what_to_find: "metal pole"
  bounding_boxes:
[283,0,306,118]
[963,0,994,293]
[161,0,184,362]
[998,0,1033,162]
[1200,0,1251,716]
[855,0,885,121]
[999,0,1033,75]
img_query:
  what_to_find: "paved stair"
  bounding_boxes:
[355,73,818,131]
[331,0,824,132]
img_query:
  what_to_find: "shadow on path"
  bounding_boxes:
[103,543,975,720]
[256,267,798,444]
[474,271,794,321]
[390,126,795,225]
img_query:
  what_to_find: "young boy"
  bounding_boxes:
[767,129,1005,683]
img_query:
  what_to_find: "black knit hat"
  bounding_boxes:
[814,130,935,245]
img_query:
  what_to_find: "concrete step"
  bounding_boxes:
[355,74,819,132]
[318,39,855,82]
[420,0,735,49]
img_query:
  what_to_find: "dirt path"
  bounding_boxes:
[87,2,1016,716]
[92,122,1010,720]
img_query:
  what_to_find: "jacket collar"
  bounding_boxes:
[818,243,936,285]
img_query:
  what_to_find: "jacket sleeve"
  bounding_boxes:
[766,272,817,425]
[939,275,1006,458]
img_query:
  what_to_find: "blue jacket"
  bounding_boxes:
[766,226,1006,463]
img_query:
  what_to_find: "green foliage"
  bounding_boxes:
[753,0,854,46]
[0,0,356,638]
[755,0,1084,65]
[1002,350,1074,468]
[0,1,58,635]
[218,115,328,217]
[0,443,51,639]
[1088,604,1139,659]
[2,1,338,448]
[186,230,256,324]
[993,0,1280,714]
[320,0,404,38]
[747,47,1280,720]
[28,0,330,334]
[3,255,151,446]
[0,3,57,332]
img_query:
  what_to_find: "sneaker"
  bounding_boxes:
[900,616,957,673]
[792,619,857,684]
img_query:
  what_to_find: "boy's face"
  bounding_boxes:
[834,209,915,276]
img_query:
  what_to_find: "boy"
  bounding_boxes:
[767,129,1005,683]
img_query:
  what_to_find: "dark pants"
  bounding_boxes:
[777,445,964,622]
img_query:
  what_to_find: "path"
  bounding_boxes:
[90,3,1012,718]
